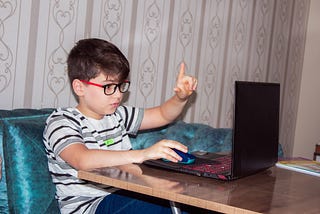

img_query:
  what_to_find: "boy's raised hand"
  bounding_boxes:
[174,63,198,101]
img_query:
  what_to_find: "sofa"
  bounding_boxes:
[0,108,283,214]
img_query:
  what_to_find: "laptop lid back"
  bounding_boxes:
[232,81,280,179]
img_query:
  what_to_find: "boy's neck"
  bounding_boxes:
[76,105,105,120]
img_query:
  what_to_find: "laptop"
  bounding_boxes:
[144,81,280,181]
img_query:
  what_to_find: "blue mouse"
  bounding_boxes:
[163,148,196,164]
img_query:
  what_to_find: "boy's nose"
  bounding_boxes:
[112,87,122,98]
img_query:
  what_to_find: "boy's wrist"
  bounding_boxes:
[174,94,189,103]
[131,149,147,164]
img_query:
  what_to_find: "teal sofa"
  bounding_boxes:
[0,108,282,214]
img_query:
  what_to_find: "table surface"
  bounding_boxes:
[78,163,320,214]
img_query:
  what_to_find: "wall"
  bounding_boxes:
[293,0,320,159]
[0,0,311,157]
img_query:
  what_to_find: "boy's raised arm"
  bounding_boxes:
[140,63,197,130]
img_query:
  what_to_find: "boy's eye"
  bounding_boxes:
[105,84,116,91]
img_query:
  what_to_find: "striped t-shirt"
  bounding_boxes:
[43,106,144,214]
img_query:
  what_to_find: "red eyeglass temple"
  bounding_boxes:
[80,80,130,87]
[80,80,103,87]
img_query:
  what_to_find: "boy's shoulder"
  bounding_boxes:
[47,107,83,124]
[116,105,144,115]
[49,107,78,117]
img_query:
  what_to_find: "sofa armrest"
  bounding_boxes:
[0,109,59,214]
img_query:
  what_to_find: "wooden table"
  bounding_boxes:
[78,164,320,214]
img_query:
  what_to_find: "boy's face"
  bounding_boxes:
[76,73,125,119]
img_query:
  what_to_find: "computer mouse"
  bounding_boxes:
[162,148,196,164]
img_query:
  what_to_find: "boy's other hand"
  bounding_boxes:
[173,63,197,101]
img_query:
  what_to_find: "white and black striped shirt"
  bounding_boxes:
[43,106,144,214]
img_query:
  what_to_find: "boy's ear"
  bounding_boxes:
[72,79,84,96]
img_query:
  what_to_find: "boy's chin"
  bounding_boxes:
[105,108,118,115]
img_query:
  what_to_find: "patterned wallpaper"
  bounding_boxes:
[0,0,310,156]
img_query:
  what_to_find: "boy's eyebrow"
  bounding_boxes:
[102,78,119,84]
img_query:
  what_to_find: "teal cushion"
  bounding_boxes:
[130,121,284,157]
[1,110,59,214]
[131,121,233,152]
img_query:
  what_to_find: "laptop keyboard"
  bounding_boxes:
[182,155,231,174]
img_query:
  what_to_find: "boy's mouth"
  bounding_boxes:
[111,103,119,108]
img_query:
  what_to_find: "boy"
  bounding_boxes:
[43,38,197,214]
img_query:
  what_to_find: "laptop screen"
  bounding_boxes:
[232,81,280,178]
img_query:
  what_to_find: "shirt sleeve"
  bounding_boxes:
[116,105,144,136]
[44,110,84,156]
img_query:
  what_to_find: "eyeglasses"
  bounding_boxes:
[80,80,130,95]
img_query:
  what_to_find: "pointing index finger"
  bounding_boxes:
[178,62,185,80]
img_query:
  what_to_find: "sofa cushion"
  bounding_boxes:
[130,121,284,157]
[130,121,233,152]
[0,109,59,214]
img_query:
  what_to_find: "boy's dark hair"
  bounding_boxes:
[67,38,130,83]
